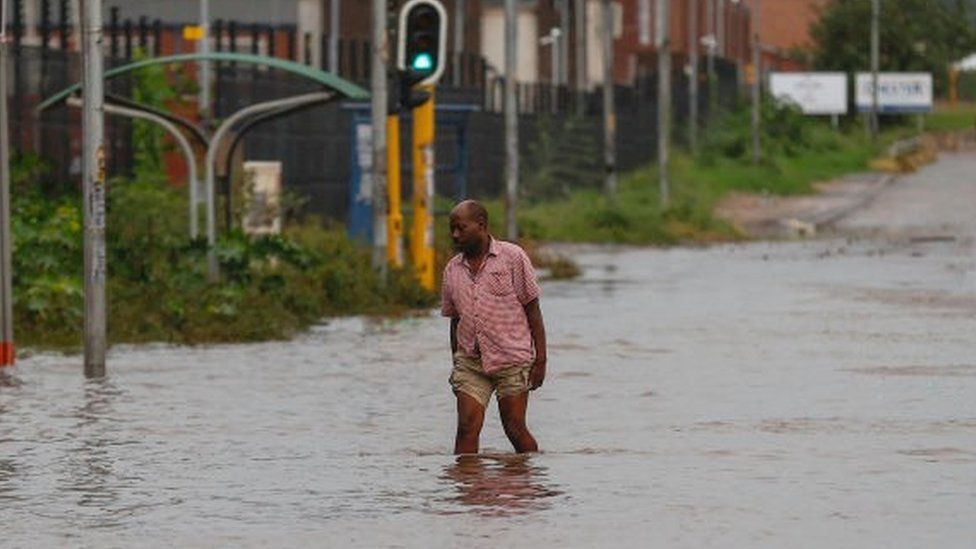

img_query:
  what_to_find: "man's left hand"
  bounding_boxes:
[529,358,546,390]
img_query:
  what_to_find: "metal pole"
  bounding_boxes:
[370,0,388,274]
[688,0,699,153]
[504,0,518,240]
[204,91,335,280]
[560,0,570,89]
[870,0,879,140]
[602,0,616,201]
[410,87,435,289]
[751,0,760,166]
[551,28,560,113]
[329,0,340,72]
[453,0,464,87]
[68,98,200,239]
[574,0,587,116]
[0,12,14,367]
[716,0,724,58]
[199,0,210,121]
[657,0,670,207]
[387,114,403,267]
[706,0,716,119]
[81,0,106,377]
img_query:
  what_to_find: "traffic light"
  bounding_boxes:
[397,0,447,88]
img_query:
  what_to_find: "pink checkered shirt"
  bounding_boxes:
[441,238,541,373]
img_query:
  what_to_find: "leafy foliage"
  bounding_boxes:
[11,160,435,350]
[811,0,976,95]
[130,48,178,180]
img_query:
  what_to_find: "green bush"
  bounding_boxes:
[11,164,436,351]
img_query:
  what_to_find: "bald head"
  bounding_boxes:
[450,199,488,226]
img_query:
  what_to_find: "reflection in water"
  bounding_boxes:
[440,454,563,516]
[0,367,22,388]
[63,379,127,520]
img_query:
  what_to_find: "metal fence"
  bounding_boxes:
[8,12,742,224]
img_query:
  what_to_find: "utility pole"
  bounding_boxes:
[601,0,616,201]
[371,0,389,274]
[81,0,106,377]
[870,0,879,140]
[199,0,210,122]
[330,0,340,72]
[560,0,570,89]
[504,0,518,240]
[453,0,464,87]
[751,0,760,166]
[716,0,724,58]
[540,27,561,113]
[688,0,699,153]
[706,0,717,122]
[657,0,671,207]
[574,0,587,116]
[0,2,14,367]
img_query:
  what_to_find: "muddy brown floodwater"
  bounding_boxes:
[2,155,975,547]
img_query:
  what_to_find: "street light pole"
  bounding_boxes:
[0,4,14,367]
[540,27,561,113]
[199,0,210,121]
[688,0,699,153]
[504,0,518,240]
[81,0,106,377]
[706,0,717,121]
[371,0,389,274]
[574,0,587,116]
[453,0,464,87]
[870,0,880,140]
[330,0,340,72]
[602,0,616,201]
[657,0,671,207]
[751,0,761,166]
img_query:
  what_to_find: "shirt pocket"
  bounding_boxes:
[485,270,514,296]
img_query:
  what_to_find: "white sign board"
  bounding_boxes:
[769,72,848,115]
[856,72,933,113]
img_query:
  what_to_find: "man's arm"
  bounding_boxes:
[450,316,459,355]
[524,298,547,390]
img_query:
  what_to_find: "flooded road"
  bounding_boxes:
[2,156,975,547]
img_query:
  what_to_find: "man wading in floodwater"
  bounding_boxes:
[441,200,548,454]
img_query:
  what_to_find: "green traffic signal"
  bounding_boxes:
[397,0,446,86]
[411,53,434,72]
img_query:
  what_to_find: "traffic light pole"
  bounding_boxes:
[386,112,403,267]
[410,85,435,290]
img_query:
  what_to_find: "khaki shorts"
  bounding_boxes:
[449,354,533,409]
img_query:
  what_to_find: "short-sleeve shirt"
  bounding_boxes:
[440,237,541,373]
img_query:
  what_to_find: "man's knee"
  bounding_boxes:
[500,414,529,439]
[456,393,485,436]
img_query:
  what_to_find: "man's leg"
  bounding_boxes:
[498,392,538,453]
[454,392,486,454]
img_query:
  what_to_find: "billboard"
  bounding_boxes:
[855,72,933,113]
[769,72,848,115]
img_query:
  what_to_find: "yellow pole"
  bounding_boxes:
[411,85,436,290]
[386,114,404,267]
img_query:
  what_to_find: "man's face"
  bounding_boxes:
[449,211,484,255]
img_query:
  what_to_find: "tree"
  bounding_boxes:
[810,0,976,96]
